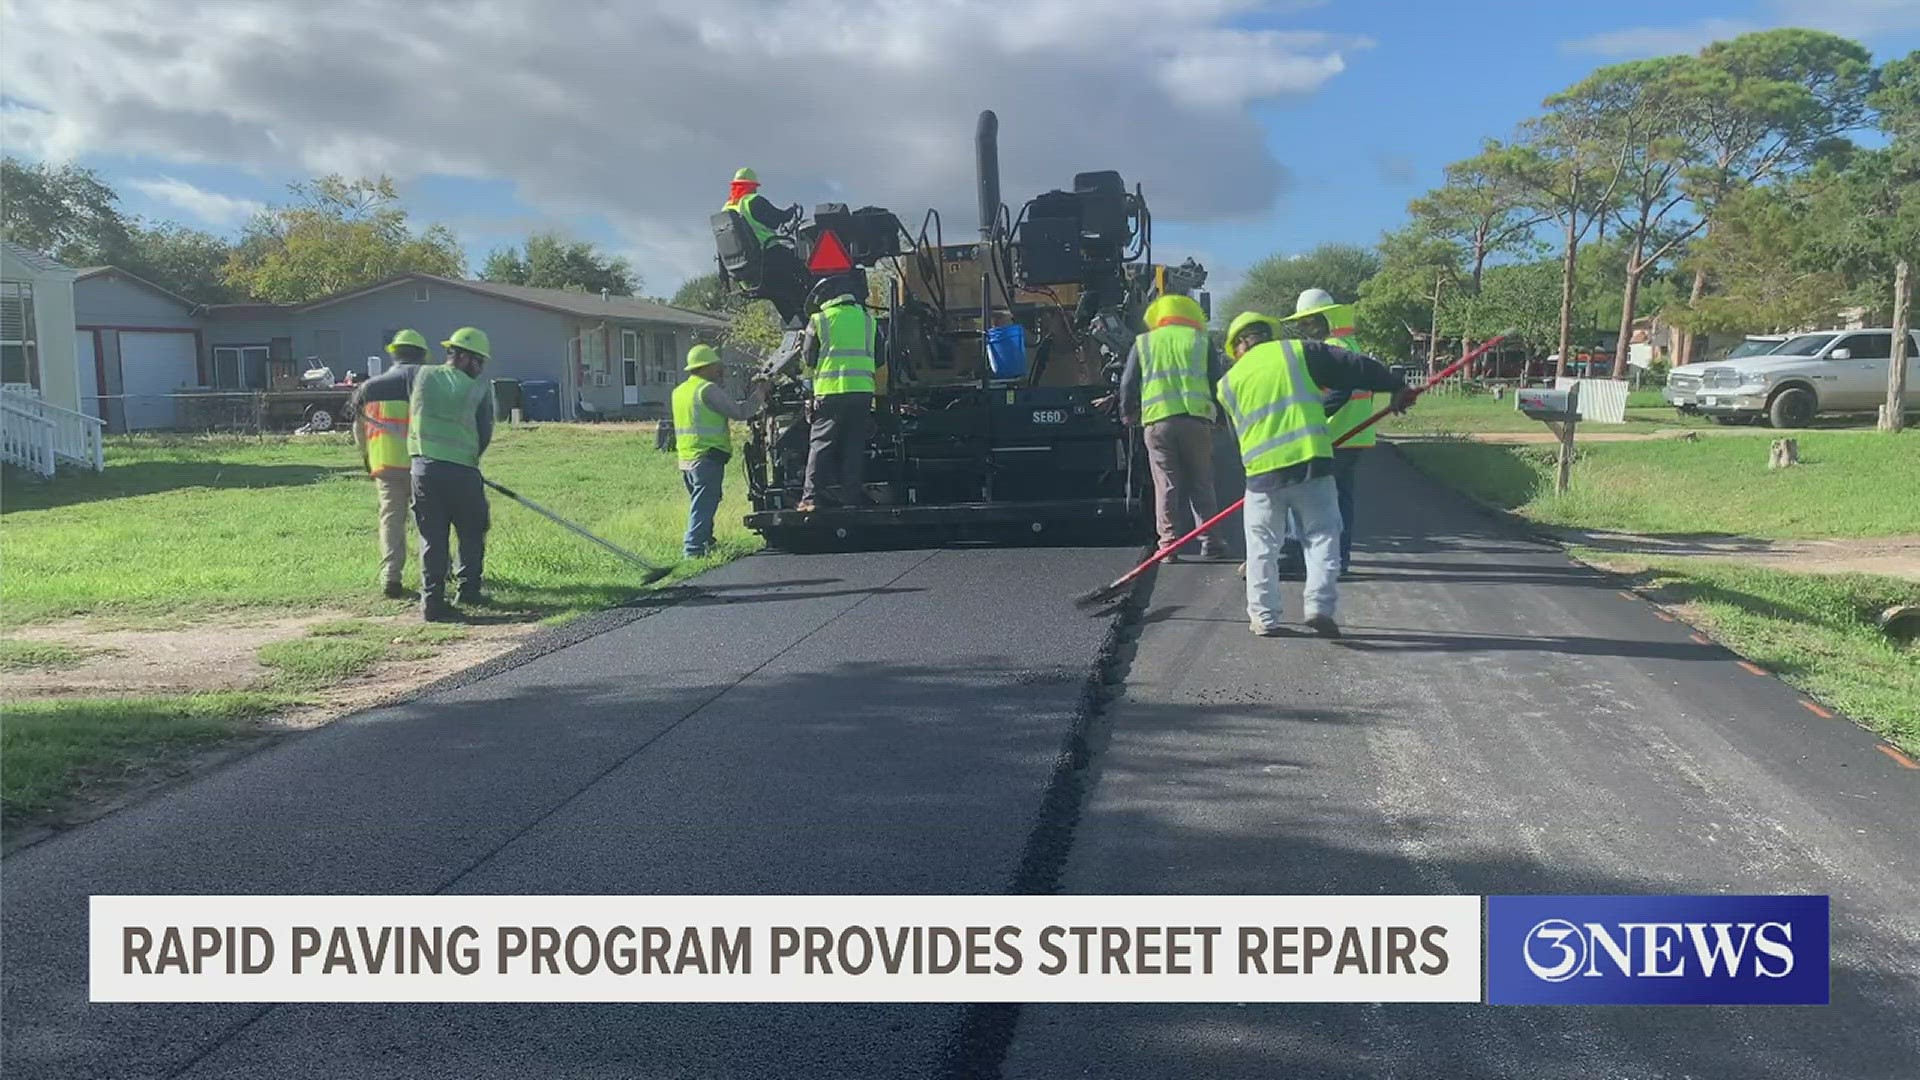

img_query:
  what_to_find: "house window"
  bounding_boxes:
[212,345,271,389]
[622,329,640,388]
[414,285,430,302]
[647,331,676,385]
[0,282,39,388]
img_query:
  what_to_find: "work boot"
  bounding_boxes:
[421,598,460,624]
[1249,620,1286,638]
[1304,614,1342,638]
[794,499,819,513]
[456,589,491,608]
[382,581,407,600]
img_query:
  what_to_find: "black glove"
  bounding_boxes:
[1389,387,1419,414]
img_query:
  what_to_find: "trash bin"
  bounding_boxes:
[520,379,562,422]
[491,379,522,421]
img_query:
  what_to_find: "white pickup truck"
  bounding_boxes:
[1665,328,1920,428]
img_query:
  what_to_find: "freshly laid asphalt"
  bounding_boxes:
[5,449,1917,1078]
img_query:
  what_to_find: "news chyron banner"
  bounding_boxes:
[92,896,1480,1003]
[90,894,1831,1005]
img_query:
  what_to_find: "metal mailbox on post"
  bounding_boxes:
[1515,384,1580,495]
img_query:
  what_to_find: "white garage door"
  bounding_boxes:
[76,333,102,419]
[118,331,198,430]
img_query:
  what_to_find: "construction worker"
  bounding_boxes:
[795,278,878,512]
[1284,288,1371,575]
[348,329,428,599]
[723,167,808,323]
[1281,288,1371,576]
[1220,311,1414,638]
[674,343,766,557]
[1118,293,1230,560]
[353,327,497,622]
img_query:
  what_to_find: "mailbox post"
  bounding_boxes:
[1515,384,1581,495]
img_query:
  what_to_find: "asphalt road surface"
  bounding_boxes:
[5,449,1916,1078]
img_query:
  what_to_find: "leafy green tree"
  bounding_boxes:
[1356,226,1463,363]
[223,175,464,303]
[1,157,134,265]
[1671,29,1875,360]
[670,272,728,312]
[1221,243,1381,324]
[481,230,638,296]
[123,222,239,303]
[1491,103,1628,379]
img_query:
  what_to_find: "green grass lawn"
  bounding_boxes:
[1,424,760,832]
[1,424,760,629]
[1577,553,1920,755]
[0,640,94,671]
[1380,385,1710,436]
[1,692,297,825]
[1399,431,1920,539]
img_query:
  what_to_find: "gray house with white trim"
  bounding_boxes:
[72,270,731,430]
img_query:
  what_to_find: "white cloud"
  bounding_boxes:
[0,0,1365,288]
[1569,0,1920,57]
[122,176,265,227]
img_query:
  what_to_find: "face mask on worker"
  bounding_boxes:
[449,349,486,377]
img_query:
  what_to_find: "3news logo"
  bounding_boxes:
[1486,895,1829,1005]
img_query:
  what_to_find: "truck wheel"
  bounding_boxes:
[303,405,335,431]
[1768,388,1814,429]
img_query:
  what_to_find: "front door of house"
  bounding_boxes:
[622,330,640,405]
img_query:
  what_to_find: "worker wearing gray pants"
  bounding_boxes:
[796,285,878,511]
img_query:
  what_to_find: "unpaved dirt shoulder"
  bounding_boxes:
[1549,530,1920,582]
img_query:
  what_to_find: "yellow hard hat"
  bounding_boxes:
[1142,293,1206,330]
[1226,311,1283,350]
[441,327,491,358]
[685,343,723,372]
[386,328,429,354]
[733,167,758,183]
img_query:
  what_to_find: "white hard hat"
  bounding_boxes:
[1295,288,1339,317]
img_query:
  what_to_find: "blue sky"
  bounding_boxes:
[5,1,1916,299]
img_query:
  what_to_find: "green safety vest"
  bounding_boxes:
[1217,338,1332,478]
[724,192,777,249]
[1329,390,1378,448]
[1134,325,1215,424]
[809,298,876,397]
[673,374,731,463]
[407,364,491,467]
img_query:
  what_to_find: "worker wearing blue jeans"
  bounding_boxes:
[672,345,765,558]
[1220,311,1411,636]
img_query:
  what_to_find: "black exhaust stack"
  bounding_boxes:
[976,110,1000,242]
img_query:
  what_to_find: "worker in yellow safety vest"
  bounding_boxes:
[1283,288,1374,576]
[673,344,766,558]
[349,329,429,599]
[1220,310,1414,638]
[723,167,809,324]
[1119,293,1230,560]
[795,279,879,512]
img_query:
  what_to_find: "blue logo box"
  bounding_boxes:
[1487,895,1829,1005]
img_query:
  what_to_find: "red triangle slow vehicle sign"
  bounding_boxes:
[807,229,853,275]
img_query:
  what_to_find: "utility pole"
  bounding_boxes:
[1884,260,1910,434]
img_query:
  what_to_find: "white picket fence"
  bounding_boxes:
[0,384,106,477]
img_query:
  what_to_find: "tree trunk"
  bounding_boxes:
[1614,265,1642,380]
[1555,217,1578,382]
[1679,265,1708,366]
[1428,273,1444,377]
[1886,259,1911,434]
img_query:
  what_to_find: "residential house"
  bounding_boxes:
[1,241,81,412]
[71,269,730,431]
[73,266,204,430]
